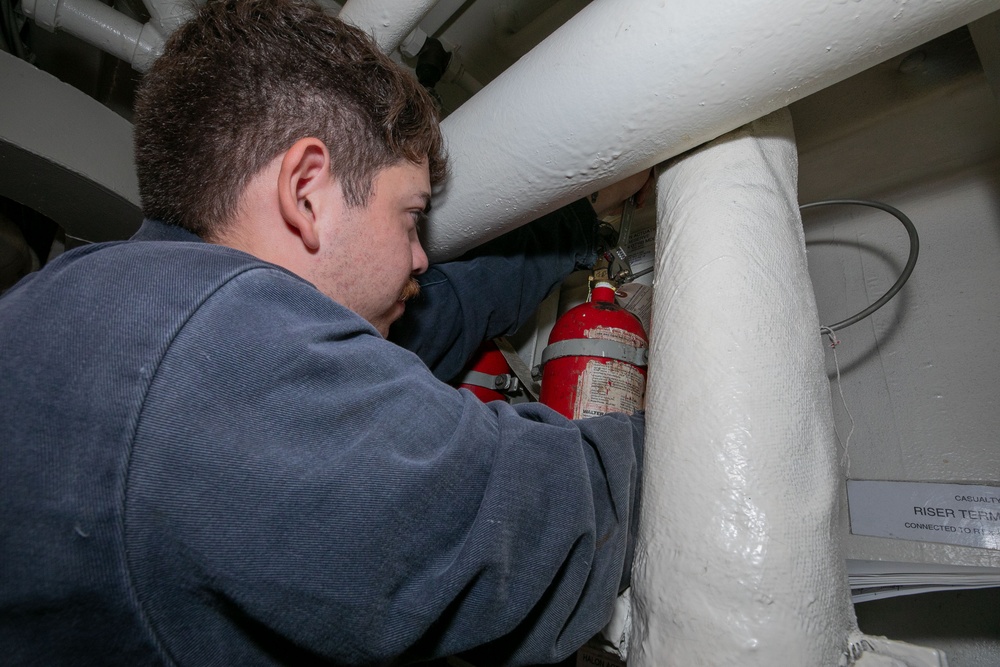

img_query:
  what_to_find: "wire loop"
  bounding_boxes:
[800,199,919,333]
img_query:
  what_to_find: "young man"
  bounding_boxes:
[0,0,645,664]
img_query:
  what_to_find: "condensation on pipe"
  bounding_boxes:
[629,109,855,665]
[425,0,1000,262]
[21,0,164,71]
[337,0,440,54]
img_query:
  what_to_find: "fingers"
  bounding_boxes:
[634,169,655,208]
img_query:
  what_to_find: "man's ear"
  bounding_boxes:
[277,137,332,251]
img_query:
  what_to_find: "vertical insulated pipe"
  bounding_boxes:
[629,109,855,665]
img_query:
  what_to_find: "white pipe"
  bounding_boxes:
[426,0,1000,262]
[441,52,483,95]
[21,0,164,71]
[629,108,855,665]
[141,0,197,36]
[337,0,440,54]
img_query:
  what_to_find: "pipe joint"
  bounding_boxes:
[132,21,165,72]
[22,0,60,32]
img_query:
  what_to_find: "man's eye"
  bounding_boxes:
[411,210,428,231]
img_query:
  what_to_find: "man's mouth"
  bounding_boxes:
[399,277,421,302]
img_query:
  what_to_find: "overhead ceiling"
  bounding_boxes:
[4,0,1000,240]
[15,0,597,122]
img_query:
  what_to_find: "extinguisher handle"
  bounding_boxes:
[605,195,638,284]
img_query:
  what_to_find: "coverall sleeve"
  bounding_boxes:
[126,266,643,666]
[389,199,599,382]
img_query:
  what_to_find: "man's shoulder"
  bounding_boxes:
[85,236,283,279]
[15,237,300,303]
[0,237,325,355]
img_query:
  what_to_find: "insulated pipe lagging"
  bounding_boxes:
[21,0,164,71]
[425,0,1000,262]
[337,0,440,54]
[629,109,855,665]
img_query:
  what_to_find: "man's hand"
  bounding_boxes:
[589,168,655,218]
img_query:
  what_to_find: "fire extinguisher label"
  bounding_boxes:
[573,359,645,419]
[584,326,645,349]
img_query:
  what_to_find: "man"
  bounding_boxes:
[0,0,645,664]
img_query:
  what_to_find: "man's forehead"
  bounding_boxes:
[377,159,432,194]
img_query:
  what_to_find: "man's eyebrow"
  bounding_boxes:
[419,192,432,212]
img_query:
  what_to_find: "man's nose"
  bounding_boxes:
[412,242,429,275]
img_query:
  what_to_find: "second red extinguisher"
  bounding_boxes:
[455,340,519,403]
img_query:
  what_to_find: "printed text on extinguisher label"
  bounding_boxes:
[584,326,645,348]
[573,360,645,419]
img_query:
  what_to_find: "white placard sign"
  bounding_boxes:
[847,480,1000,550]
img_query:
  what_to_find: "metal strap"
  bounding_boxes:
[541,338,648,367]
[494,336,540,401]
[457,369,518,393]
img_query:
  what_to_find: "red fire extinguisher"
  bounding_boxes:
[455,340,518,403]
[539,281,648,419]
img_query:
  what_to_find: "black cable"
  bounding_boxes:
[799,199,919,333]
[0,0,12,54]
[1,0,27,60]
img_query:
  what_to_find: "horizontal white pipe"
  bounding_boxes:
[21,0,164,71]
[426,0,1000,261]
[338,0,440,54]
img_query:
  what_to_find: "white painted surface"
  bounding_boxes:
[337,0,440,53]
[629,109,855,665]
[141,0,196,36]
[425,0,1000,262]
[804,160,1000,571]
[969,11,1000,106]
[0,51,141,240]
[789,37,1000,662]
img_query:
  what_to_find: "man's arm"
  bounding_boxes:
[128,267,642,666]
[389,199,599,382]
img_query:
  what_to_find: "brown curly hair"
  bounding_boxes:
[134,0,446,238]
